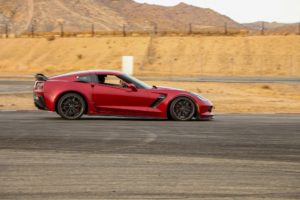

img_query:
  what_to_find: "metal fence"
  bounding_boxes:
[1,22,300,38]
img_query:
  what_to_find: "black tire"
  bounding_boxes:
[57,93,86,120]
[169,97,196,121]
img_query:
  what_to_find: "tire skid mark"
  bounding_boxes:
[102,128,158,152]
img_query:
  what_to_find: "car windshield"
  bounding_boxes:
[120,74,152,89]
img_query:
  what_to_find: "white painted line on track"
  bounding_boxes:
[0,110,39,112]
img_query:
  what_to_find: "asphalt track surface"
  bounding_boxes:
[0,112,299,199]
[0,80,33,94]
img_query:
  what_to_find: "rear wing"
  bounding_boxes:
[35,73,48,81]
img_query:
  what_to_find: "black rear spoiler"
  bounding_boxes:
[35,73,48,81]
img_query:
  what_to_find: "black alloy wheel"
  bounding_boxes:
[57,93,86,120]
[170,97,196,121]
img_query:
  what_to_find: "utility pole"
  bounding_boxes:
[60,23,64,38]
[5,23,8,38]
[298,22,300,35]
[153,22,158,35]
[189,23,193,35]
[122,24,126,37]
[261,22,265,35]
[31,24,35,38]
[224,22,228,35]
[91,24,95,37]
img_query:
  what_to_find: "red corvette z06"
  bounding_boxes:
[33,70,213,121]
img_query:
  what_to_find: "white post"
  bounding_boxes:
[122,56,134,75]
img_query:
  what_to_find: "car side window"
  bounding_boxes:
[97,75,128,88]
[77,75,92,83]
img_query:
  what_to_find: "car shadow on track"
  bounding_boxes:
[42,116,213,122]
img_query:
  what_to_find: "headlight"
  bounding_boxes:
[191,92,209,102]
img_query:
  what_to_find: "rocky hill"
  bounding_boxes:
[0,0,243,34]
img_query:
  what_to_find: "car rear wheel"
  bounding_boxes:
[170,97,196,121]
[57,93,86,120]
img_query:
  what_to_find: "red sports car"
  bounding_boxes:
[33,70,213,121]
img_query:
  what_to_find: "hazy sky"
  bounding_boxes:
[134,0,300,23]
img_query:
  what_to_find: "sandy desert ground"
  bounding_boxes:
[0,35,299,77]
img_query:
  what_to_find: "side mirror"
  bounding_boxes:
[127,84,137,91]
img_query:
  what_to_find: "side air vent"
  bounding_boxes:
[150,94,166,108]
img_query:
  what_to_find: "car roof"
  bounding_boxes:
[50,70,124,79]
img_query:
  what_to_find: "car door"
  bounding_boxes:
[92,74,161,117]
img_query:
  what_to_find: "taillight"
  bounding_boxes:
[34,81,44,90]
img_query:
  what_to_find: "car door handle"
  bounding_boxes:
[91,84,95,88]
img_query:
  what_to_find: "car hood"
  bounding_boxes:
[156,86,185,91]
[153,86,212,105]
[151,86,189,95]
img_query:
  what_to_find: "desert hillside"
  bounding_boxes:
[243,22,300,35]
[243,22,293,30]
[0,36,299,77]
[0,0,242,34]
[267,24,300,35]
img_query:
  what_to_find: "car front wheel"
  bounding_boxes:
[57,93,86,120]
[169,97,196,121]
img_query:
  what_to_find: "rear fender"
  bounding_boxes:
[44,81,96,114]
